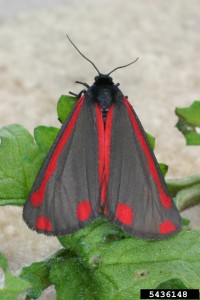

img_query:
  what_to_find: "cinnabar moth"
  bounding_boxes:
[23,36,182,240]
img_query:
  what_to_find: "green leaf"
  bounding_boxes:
[57,95,77,123]
[182,130,200,145]
[176,101,200,126]
[146,132,155,150]
[175,101,200,145]
[159,163,168,177]
[20,260,51,299]
[6,220,199,300]
[156,278,187,289]
[57,221,200,300]
[19,248,74,299]
[34,126,59,154]
[0,124,45,206]
[145,133,168,176]
[0,124,61,207]
[181,217,190,226]
[175,184,200,212]
[167,173,200,197]
[0,253,31,300]
[49,256,97,300]
[0,272,31,300]
[0,253,8,271]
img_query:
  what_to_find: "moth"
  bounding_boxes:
[23,36,182,239]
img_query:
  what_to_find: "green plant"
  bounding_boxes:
[0,97,199,300]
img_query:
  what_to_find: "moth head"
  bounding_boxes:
[94,74,113,86]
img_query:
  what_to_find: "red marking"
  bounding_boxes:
[95,104,114,204]
[36,216,52,231]
[95,104,105,189]
[116,203,134,225]
[124,97,171,209]
[31,97,85,207]
[104,106,113,198]
[159,220,176,234]
[76,200,92,221]
[100,181,107,204]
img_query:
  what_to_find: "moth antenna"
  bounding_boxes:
[66,35,100,75]
[107,57,139,76]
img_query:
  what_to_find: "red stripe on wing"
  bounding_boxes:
[95,104,105,196]
[95,104,114,204]
[104,105,114,201]
[124,97,171,209]
[31,96,85,207]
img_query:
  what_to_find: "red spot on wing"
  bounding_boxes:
[76,200,92,222]
[31,97,84,207]
[95,104,114,204]
[159,220,176,234]
[116,203,134,225]
[36,216,52,231]
[124,97,171,209]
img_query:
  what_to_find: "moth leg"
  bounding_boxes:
[75,81,90,89]
[69,89,87,98]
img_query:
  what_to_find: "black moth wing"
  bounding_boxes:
[23,97,101,235]
[105,96,182,240]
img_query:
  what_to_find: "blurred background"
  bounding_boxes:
[0,0,200,298]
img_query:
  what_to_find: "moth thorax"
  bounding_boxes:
[97,88,113,111]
